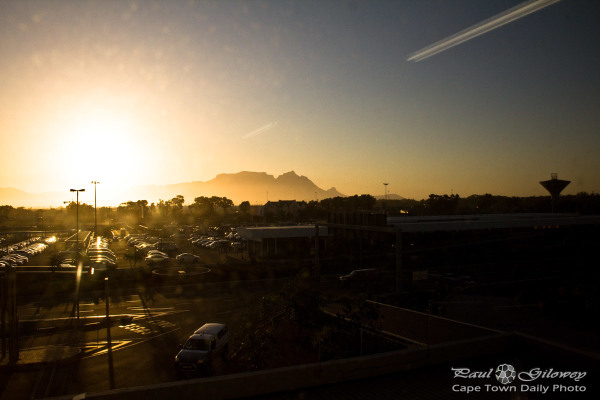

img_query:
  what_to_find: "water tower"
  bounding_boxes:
[539,173,570,213]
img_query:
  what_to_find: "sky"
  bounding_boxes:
[1,0,599,206]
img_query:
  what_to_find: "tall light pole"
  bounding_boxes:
[70,188,85,252]
[91,181,100,235]
[70,188,85,324]
[383,183,389,201]
[104,277,110,322]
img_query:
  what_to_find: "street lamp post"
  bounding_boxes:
[91,181,100,235]
[105,277,110,322]
[70,188,85,252]
[70,188,85,324]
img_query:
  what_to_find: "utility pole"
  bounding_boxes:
[91,181,100,235]
[70,188,85,252]
[4,265,18,364]
[70,188,85,324]
[395,229,403,294]
[1,269,6,358]
[105,277,110,322]
[314,224,320,280]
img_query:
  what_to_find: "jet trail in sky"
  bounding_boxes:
[407,0,560,62]
[243,121,278,139]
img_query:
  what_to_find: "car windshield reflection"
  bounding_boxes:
[183,338,211,351]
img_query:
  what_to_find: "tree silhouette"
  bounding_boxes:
[124,248,144,269]
[48,251,63,273]
[239,201,251,214]
[170,195,185,208]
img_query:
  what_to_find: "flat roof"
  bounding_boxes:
[238,225,328,240]
[387,213,600,232]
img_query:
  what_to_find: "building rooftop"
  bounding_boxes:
[238,225,328,240]
[386,213,600,232]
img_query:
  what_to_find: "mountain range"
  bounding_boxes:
[0,171,368,208]
[122,171,346,205]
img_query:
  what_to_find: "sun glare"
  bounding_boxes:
[60,107,145,201]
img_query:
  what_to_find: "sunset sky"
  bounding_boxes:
[1,0,599,206]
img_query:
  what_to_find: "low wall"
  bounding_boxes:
[50,333,513,400]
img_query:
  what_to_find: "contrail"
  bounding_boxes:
[243,121,278,139]
[407,0,560,62]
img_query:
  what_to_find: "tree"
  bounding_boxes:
[191,196,234,220]
[0,205,14,224]
[214,196,234,213]
[65,201,95,224]
[49,251,63,274]
[424,194,460,215]
[136,200,148,220]
[165,195,185,223]
[171,195,185,209]
[320,195,376,213]
[116,200,149,225]
[192,196,214,217]
[124,248,144,269]
[239,201,251,214]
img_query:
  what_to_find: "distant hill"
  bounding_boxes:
[0,187,65,208]
[123,171,346,205]
[0,171,346,207]
[374,194,405,200]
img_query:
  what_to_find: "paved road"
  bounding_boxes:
[1,281,281,400]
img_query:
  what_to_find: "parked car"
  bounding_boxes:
[174,323,230,374]
[145,253,169,266]
[230,242,244,252]
[1,258,18,267]
[340,268,382,286]
[87,256,117,269]
[147,250,169,257]
[176,253,200,264]
[14,250,34,259]
[157,242,179,253]
[6,254,28,265]
[87,249,116,260]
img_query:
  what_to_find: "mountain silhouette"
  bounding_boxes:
[0,171,347,207]
[125,171,345,205]
[0,173,409,207]
[0,187,61,209]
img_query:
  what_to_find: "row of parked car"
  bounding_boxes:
[124,234,189,267]
[125,230,246,268]
[1,236,54,267]
[145,250,205,266]
[188,234,244,252]
[85,236,117,269]
[126,234,179,254]
[126,234,155,250]
[145,251,203,266]
[190,236,230,250]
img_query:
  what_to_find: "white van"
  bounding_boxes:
[174,323,230,374]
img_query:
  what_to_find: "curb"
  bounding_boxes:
[0,345,82,372]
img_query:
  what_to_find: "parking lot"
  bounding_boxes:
[2,270,287,399]
[1,224,374,399]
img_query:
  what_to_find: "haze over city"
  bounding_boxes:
[1,0,599,207]
[2,3,600,397]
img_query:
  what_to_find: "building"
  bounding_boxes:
[237,225,327,259]
[263,200,307,220]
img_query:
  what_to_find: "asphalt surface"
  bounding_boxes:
[0,279,280,399]
[3,236,598,400]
